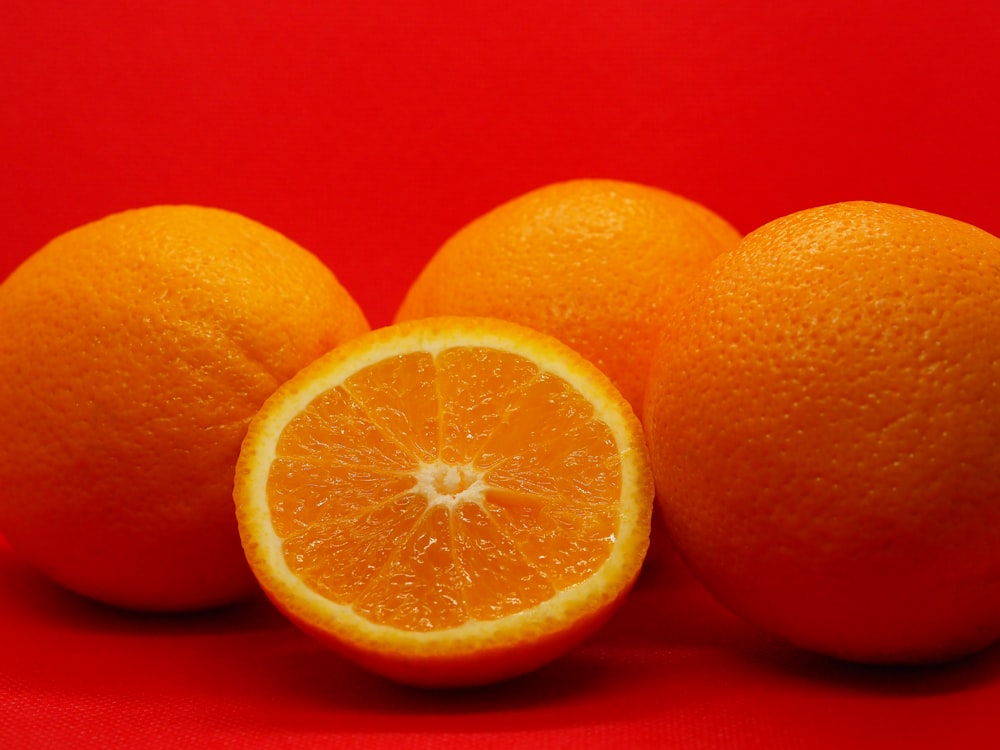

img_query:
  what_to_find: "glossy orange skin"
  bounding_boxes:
[395,179,741,417]
[644,201,1000,664]
[0,205,369,611]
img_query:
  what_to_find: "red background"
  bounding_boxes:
[2,1,999,747]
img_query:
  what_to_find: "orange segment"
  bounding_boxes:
[234,316,653,687]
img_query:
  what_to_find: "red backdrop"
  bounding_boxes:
[2,1,999,747]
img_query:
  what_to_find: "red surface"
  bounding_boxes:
[2,1,1000,747]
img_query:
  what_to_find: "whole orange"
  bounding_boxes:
[643,201,1000,664]
[394,179,741,416]
[0,206,370,612]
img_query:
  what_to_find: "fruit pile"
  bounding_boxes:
[1,181,998,687]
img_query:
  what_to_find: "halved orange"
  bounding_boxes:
[233,316,653,687]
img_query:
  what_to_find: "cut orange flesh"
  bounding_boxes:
[234,316,653,687]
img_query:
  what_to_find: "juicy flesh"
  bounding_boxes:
[267,347,621,632]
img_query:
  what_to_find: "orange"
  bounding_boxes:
[394,179,741,416]
[0,205,370,612]
[233,316,653,687]
[643,200,1000,664]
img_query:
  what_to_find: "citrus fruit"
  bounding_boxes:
[233,316,654,687]
[0,205,370,612]
[643,200,1000,664]
[394,179,741,416]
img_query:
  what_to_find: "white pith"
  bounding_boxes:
[412,460,488,509]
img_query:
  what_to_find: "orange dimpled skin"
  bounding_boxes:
[395,179,741,416]
[0,206,370,612]
[643,201,1000,664]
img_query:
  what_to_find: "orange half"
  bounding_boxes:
[233,316,653,687]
